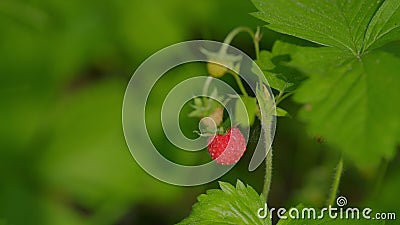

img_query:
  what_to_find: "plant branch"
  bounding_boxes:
[254,27,261,60]
[220,27,255,53]
[220,26,260,60]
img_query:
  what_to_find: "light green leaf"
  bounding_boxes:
[235,96,257,127]
[177,180,271,225]
[276,107,289,117]
[194,97,203,107]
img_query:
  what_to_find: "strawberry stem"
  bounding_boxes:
[327,157,343,206]
[262,147,273,200]
[220,26,261,60]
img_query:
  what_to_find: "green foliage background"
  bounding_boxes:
[0,0,399,224]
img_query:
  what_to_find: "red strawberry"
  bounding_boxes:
[207,127,246,165]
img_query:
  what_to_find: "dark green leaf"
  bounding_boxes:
[251,0,400,55]
[254,43,306,92]
[254,51,288,92]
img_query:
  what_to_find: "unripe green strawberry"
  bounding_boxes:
[207,128,246,165]
[207,62,228,78]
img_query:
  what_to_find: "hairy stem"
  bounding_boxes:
[256,83,275,201]
[328,157,344,206]
[262,147,273,200]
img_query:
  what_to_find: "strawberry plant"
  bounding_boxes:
[177,0,400,224]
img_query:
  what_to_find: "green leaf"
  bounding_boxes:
[292,46,400,167]
[276,107,289,117]
[194,98,203,107]
[251,0,400,54]
[177,180,271,225]
[235,96,257,127]
[363,0,400,51]
[254,44,306,92]
[251,0,400,168]
[254,51,288,92]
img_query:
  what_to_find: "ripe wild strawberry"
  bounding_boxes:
[207,128,246,165]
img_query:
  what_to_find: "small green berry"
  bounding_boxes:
[207,62,228,78]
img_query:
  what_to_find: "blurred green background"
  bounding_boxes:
[0,0,398,225]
